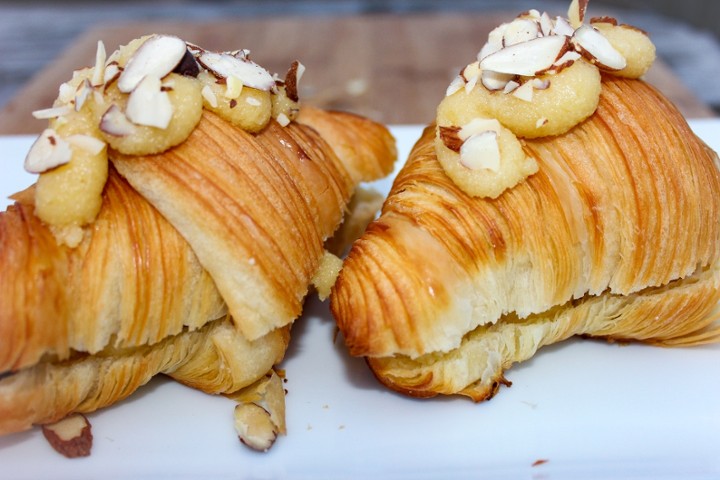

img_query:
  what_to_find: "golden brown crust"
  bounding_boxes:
[112,111,356,340]
[368,263,720,400]
[331,77,720,388]
[0,168,227,373]
[296,107,397,183]
[0,108,396,434]
[0,317,289,434]
[0,202,70,371]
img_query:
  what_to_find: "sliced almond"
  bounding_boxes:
[32,105,72,120]
[478,24,508,61]
[568,0,589,29]
[590,16,618,26]
[100,104,136,137]
[90,41,107,87]
[58,82,76,104]
[553,16,576,37]
[539,12,554,36]
[503,80,520,94]
[573,24,627,71]
[478,40,503,62]
[24,128,73,174]
[481,69,515,91]
[532,78,551,90]
[459,118,502,139]
[196,51,275,91]
[519,9,541,20]
[284,60,305,102]
[225,75,244,99]
[512,81,534,102]
[66,134,106,155]
[117,35,188,93]
[446,75,465,96]
[439,126,463,152]
[276,112,291,127]
[229,48,252,61]
[125,75,173,129]
[201,84,219,108]
[42,414,93,458]
[481,35,570,77]
[103,62,121,87]
[464,72,480,94]
[502,18,540,46]
[74,79,92,112]
[234,403,278,452]
[459,131,501,172]
[554,50,582,68]
[460,62,480,82]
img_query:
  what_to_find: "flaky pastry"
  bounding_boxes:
[0,35,396,450]
[330,2,720,401]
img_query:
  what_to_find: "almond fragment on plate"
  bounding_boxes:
[228,370,286,452]
[41,413,93,458]
[234,403,277,452]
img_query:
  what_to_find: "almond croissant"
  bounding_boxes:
[0,106,395,436]
[331,75,720,401]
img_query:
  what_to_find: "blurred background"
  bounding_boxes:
[0,0,718,124]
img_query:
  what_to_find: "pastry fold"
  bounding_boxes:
[0,107,396,433]
[330,77,720,399]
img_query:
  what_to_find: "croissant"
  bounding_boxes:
[0,35,396,446]
[330,8,720,401]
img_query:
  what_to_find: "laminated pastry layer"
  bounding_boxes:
[0,169,226,373]
[0,316,289,434]
[368,262,720,400]
[114,108,395,341]
[0,107,396,435]
[331,77,720,359]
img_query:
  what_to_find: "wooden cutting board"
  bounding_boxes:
[0,14,712,134]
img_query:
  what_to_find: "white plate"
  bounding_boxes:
[1,124,719,480]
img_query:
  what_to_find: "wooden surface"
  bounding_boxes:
[0,13,713,134]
